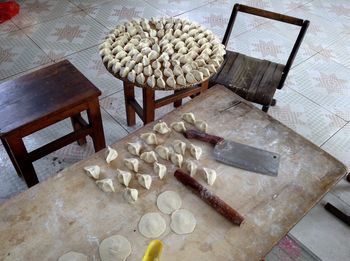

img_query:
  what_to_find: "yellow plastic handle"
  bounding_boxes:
[141,240,163,261]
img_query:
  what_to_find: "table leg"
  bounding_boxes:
[123,82,136,126]
[70,113,87,146]
[87,98,106,152]
[143,87,155,124]
[173,90,182,108]
[4,135,39,187]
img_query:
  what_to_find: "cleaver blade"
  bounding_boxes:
[184,130,280,177]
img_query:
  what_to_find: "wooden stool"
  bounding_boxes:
[0,60,106,188]
[123,80,209,126]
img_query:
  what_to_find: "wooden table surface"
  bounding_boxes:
[0,85,347,261]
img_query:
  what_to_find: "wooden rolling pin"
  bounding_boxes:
[174,169,244,226]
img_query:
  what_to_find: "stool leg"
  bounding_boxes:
[123,82,136,126]
[143,87,155,124]
[1,138,22,177]
[71,113,87,146]
[174,90,182,108]
[87,98,106,152]
[200,79,209,93]
[4,136,39,187]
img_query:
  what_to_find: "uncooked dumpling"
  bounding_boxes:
[99,235,131,261]
[127,142,142,156]
[170,209,196,234]
[166,76,177,88]
[176,74,187,86]
[173,140,186,155]
[155,145,170,160]
[123,188,138,203]
[117,169,132,187]
[143,64,153,76]
[192,70,204,81]
[124,158,139,172]
[140,151,158,163]
[136,73,146,84]
[140,132,158,145]
[58,251,87,261]
[170,152,183,168]
[185,72,197,84]
[153,121,171,134]
[181,112,196,124]
[83,165,100,179]
[147,75,156,87]
[127,70,136,83]
[189,143,202,160]
[106,146,118,164]
[96,179,115,193]
[194,120,208,132]
[137,174,152,189]
[198,67,210,77]
[170,121,186,132]
[185,160,197,177]
[157,77,166,88]
[203,167,217,186]
[138,212,166,238]
[154,162,167,179]
[157,191,182,214]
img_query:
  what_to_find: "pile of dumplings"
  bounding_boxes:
[99,17,226,90]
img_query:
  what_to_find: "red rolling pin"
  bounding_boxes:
[174,169,244,226]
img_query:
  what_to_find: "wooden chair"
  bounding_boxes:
[209,4,310,112]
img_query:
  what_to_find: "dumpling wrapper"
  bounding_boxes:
[153,121,171,134]
[99,235,131,261]
[96,179,115,193]
[154,162,167,179]
[140,151,158,163]
[189,143,202,160]
[83,165,100,179]
[173,140,186,155]
[181,112,196,124]
[155,145,170,160]
[123,188,138,203]
[203,167,217,186]
[194,120,208,132]
[185,160,197,177]
[138,212,166,238]
[124,158,139,172]
[117,169,132,187]
[127,142,142,156]
[170,209,196,234]
[157,191,182,214]
[58,251,87,261]
[106,146,118,164]
[170,152,183,168]
[138,174,152,189]
[140,132,158,145]
[170,121,186,132]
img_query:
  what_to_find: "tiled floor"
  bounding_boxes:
[1,0,350,260]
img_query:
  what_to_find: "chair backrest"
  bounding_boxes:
[222,4,309,89]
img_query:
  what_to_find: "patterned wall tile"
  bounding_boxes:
[268,88,347,146]
[0,30,51,80]
[11,0,80,29]
[286,53,350,121]
[22,11,107,61]
[85,0,165,31]
[68,47,123,99]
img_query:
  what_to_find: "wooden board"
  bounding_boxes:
[0,85,347,261]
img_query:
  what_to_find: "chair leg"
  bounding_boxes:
[142,87,155,124]
[71,113,87,146]
[262,105,269,112]
[123,81,136,126]
[347,173,350,183]
[87,98,106,152]
[324,203,350,226]
[271,98,277,106]
[173,90,182,108]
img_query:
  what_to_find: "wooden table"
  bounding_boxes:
[0,85,347,260]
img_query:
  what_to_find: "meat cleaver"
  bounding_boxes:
[184,130,280,176]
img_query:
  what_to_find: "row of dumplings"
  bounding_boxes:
[99,17,225,89]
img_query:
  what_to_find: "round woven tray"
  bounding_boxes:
[100,17,225,91]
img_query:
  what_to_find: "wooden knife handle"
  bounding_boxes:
[183,130,224,146]
[174,169,244,226]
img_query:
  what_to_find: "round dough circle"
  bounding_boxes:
[170,209,196,235]
[157,190,182,214]
[138,212,166,238]
[58,251,87,261]
[99,235,132,261]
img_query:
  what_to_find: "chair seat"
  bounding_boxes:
[210,51,285,106]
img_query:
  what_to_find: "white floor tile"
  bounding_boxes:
[0,20,19,35]
[144,0,209,17]
[0,30,51,80]
[67,47,123,99]
[22,11,107,61]
[290,192,350,261]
